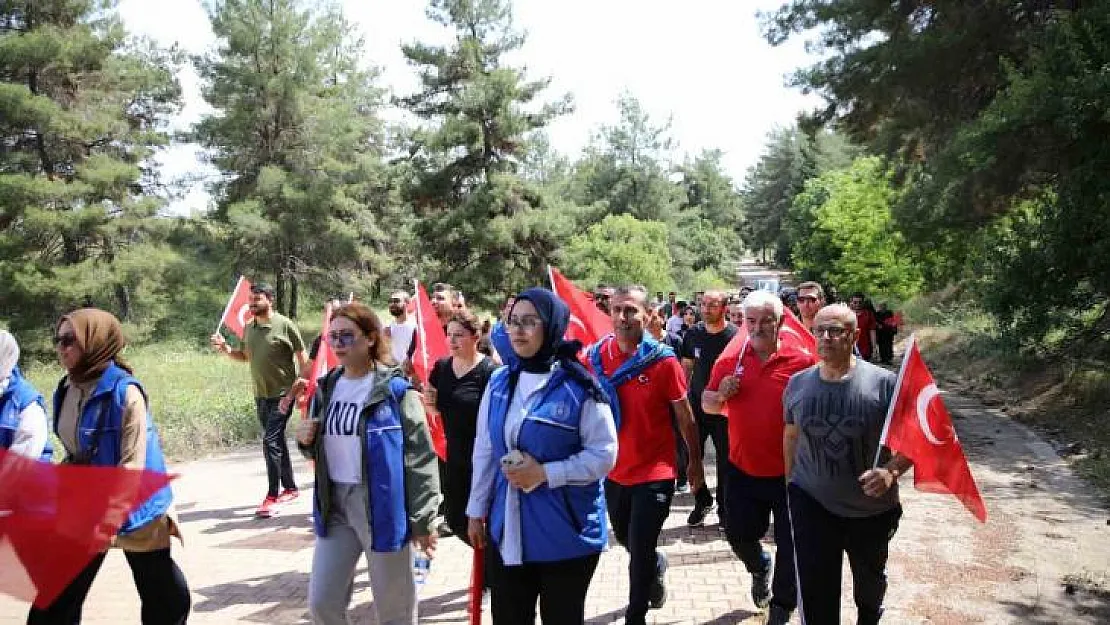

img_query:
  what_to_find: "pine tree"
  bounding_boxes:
[0,0,183,336]
[194,0,389,315]
[399,0,573,302]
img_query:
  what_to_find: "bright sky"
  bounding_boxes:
[118,0,819,215]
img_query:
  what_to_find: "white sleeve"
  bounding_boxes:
[9,403,49,460]
[465,384,496,519]
[543,398,618,488]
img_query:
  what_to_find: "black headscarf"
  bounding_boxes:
[510,288,607,403]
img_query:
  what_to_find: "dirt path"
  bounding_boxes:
[1,390,1107,623]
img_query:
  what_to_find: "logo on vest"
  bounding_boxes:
[637,374,650,384]
[552,402,569,418]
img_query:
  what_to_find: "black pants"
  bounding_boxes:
[27,548,190,625]
[443,457,473,542]
[256,396,296,498]
[694,410,730,525]
[877,333,895,364]
[605,479,674,625]
[485,547,599,625]
[724,464,795,611]
[788,484,902,625]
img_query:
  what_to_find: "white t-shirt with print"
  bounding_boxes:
[323,373,375,484]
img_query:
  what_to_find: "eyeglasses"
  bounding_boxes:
[327,330,359,348]
[53,333,78,348]
[506,316,542,332]
[746,317,779,327]
[815,325,850,339]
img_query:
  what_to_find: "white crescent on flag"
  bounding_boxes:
[915,383,953,445]
[237,303,253,328]
[569,315,587,334]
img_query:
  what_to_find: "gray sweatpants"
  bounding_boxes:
[308,483,418,625]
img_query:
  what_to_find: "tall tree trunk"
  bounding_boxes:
[115,284,132,321]
[275,258,287,314]
[289,272,298,319]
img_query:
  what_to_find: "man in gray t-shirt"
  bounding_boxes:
[783,304,912,625]
[784,361,898,517]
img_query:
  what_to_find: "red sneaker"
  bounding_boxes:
[276,488,299,504]
[255,496,279,518]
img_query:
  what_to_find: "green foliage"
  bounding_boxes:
[194,0,392,315]
[399,0,572,305]
[0,0,184,339]
[790,157,923,301]
[562,214,674,293]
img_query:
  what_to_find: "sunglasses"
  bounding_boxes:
[327,331,359,348]
[53,333,78,348]
[815,325,850,339]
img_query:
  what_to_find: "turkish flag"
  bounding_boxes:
[299,301,340,416]
[882,335,987,522]
[411,280,449,460]
[780,307,817,357]
[217,276,254,341]
[548,266,613,346]
[0,449,176,608]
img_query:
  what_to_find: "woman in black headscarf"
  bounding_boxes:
[465,288,618,625]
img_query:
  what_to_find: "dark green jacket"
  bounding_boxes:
[300,363,441,536]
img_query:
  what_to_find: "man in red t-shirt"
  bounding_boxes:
[703,290,817,625]
[588,285,704,625]
[849,292,878,361]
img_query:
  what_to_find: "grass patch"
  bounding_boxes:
[23,340,259,461]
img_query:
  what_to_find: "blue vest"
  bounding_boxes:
[0,367,53,462]
[587,334,676,429]
[311,371,411,553]
[52,362,173,535]
[485,365,607,563]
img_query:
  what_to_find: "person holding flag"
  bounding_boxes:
[30,309,190,625]
[466,288,617,624]
[782,304,913,625]
[587,285,704,625]
[295,302,440,625]
[211,282,309,518]
[701,290,816,625]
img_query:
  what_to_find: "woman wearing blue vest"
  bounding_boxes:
[466,288,618,624]
[295,302,441,625]
[28,309,190,625]
[0,331,51,461]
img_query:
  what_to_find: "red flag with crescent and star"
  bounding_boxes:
[881,334,987,522]
[217,276,254,341]
[0,448,176,608]
[548,266,613,346]
[411,280,449,460]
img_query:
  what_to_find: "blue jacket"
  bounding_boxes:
[0,367,53,462]
[485,365,607,563]
[52,362,173,535]
[587,334,676,429]
[306,365,440,552]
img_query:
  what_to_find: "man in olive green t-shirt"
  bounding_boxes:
[210,282,309,518]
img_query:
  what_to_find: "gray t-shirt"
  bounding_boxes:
[784,360,899,518]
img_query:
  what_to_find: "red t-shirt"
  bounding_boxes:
[855,309,876,355]
[707,343,816,477]
[591,337,688,486]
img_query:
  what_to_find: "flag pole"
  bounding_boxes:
[215,275,243,337]
[873,333,915,469]
[547,264,557,292]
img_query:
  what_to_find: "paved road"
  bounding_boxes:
[2,392,1108,624]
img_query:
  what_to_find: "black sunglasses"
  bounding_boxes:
[54,333,78,348]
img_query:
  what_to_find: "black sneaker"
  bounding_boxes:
[751,554,771,609]
[767,604,791,625]
[687,487,715,527]
[648,552,668,609]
